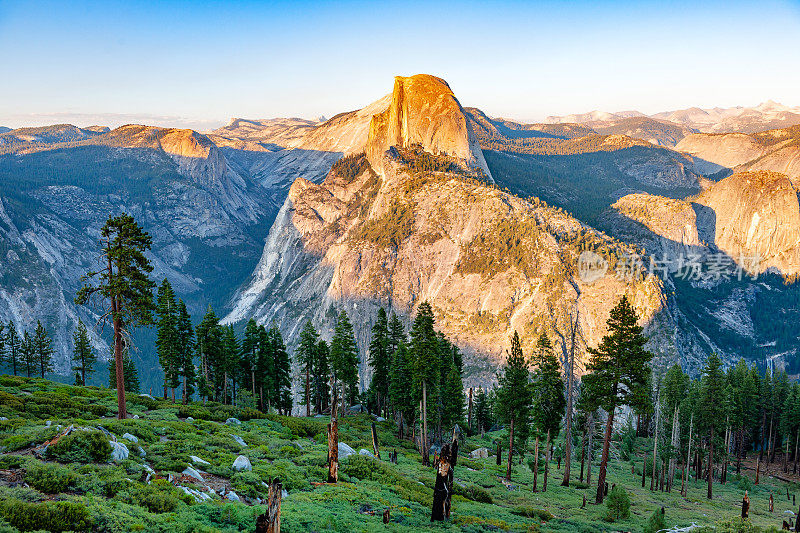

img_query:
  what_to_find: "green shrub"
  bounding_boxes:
[0,392,23,412]
[265,414,324,439]
[24,462,76,493]
[120,479,186,513]
[48,430,112,463]
[0,498,91,532]
[604,485,631,521]
[511,506,553,521]
[84,404,109,417]
[0,376,23,387]
[231,471,264,498]
[453,483,493,504]
[0,455,24,469]
[644,507,667,533]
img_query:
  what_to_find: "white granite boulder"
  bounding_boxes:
[232,455,252,472]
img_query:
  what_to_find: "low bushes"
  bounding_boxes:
[265,414,324,439]
[25,462,76,493]
[511,506,553,521]
[603,485,631,521]
[48,430,112,463]
[0,498,91,532]
[453,483,493,504]
[119,479,188,513]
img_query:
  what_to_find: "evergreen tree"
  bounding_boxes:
[389,340,414,437]
[409,301,439,465]
[297,321,319,416]
[329,311,360,409]
[496,331,532,481]
[195,307,224,403]
[367,308,391,416]
[582,296,653,503]
[32,321,54,379]
[5,322,21,377]
[531,331,565,491]
[661,363,689,490]
[0,323,4,374]
[240,319,261,400]
[314,339,331,414]
[474,387,491,433]
[155,279,180,400]
[388,313,405,356]
[76,213,156,419]
[71,320,96,386]
[255,324,275,410]
[270,325,292,415]
[698,353,727,499]
[222,325,240,405]
[175,300,195,404]
[20,331,35,378]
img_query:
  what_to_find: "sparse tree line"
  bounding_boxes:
[0,320,55,379]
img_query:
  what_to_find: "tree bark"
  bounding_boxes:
[707,426,714,499]
[586,413,593,487]
[544,429,551,492]
[255,478,282,533]
[305,368,311,417]
[595,409,614,504]
[561,310,578,487]
[422,382,429,467]
[371,422,381,460]
[113,311,127,420]
[445,427,459,519]
[467,387,473,433]
[533,435,540,491]
[431,442,454,521]
[506,418,515,481]
[668,406,679,492]
[579,426,586,483]
[651,398,660,491]
[327,382,339,483]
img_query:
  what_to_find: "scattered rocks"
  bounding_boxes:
[45,420,52,426]
[225,490,240,502]
[143,464,154,474]
[375,416,386,422]
[139,394,155,400]
[190,456,210,466]
[109,441,129,462]
[470,447,489,459]
[122,433,138,443]
[359,449,375,458]
[225,417,242,426]
[0,417,8,421]
[177,485,211,502]
[132,415,140,419]
[186,417,195,422]
[338,442,357,459]
[231,434,247,447]
[232,455,252,472]
[136,446,146,457]
[182,466,204,482]
[159,436,170,443]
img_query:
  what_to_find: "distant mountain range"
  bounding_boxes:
[2,78,799,389]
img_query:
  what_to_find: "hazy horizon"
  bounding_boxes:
[2,0,800,130]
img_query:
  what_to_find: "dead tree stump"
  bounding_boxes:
[327,420,338,483]
[742,491,750,519]
[770,493,775,512]
[445,426,460,519]
[255,478,282,533]
[496,442,502,466]
[431,442,453,521]
[383,509,390,524]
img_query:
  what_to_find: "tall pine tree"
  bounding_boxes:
[297,321,320,416]
[582,296,653,503]
[5,322,20,377]
[531,332,565,492]
[409,301,439,466]
[72,320,96,386]
[156,279,180,400]
[496,331,532,481]
[367,308,391,416]
[176,300,195,404]
[32,321,54,379]
[329,311,360,411]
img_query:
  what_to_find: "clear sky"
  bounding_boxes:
[1,0,799,130]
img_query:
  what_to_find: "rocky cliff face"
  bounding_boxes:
[226,75,667,386]
[677,125,800,182]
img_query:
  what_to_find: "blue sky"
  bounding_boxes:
[1,0,799,130]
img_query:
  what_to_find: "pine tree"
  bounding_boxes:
[531,332,565,491]
[176,300,195,404]
[496,331,532,481]
[441,343,465,432]
[329,311,360,410]
[240,319,261,400]
[0,322,5,374]
[409,301,439,466]
[222,325,240,405]
[474,387,491,434]
[109,347,140,394]
[297,321,319,416]
[582,296,653,503]
[71,320,96,386]
[389,340,414,437]
[698,353,727,499]
[314,339,331,414]
[195,307,224,403]
[270,326,292,415]
[20,331,35,378]
[5,322,21,377]
[661,363,689,491]
[367,308,391,416]
[155,278,180,400]
[255,324,275,411]
[32,321,54,379]
[76,213,155,419]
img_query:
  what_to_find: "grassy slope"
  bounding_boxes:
[0,376,793,532]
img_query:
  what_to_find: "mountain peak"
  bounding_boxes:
[366,74,492,179]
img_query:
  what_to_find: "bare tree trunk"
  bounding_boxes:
[506,418,515,481]
[371,422,381,460]
[431,439,456,521]
[467,387,473,433]
[682,413,693,497]
[328,382,339,483]
[707,426,714,499]
[422,382,430,467]
[256,478,282,533]
[651,398,660,491]
[305,368,310,417]
[444,428,459,519]
[579,425,586,483]
[113,312,127,420]
[595,408,614,504]
[794,429,799,475]
[562,309,578,487]
[668,406,679,492]
[533,435,540,491]
[586,413,593,487]
[544,429,551,492]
